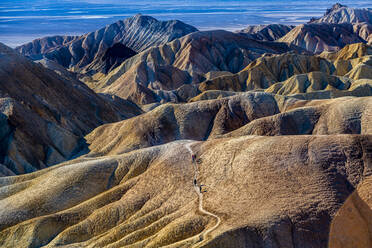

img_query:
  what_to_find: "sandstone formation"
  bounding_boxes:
[0,43,142,175]
[199,53,333,92]
[96,42,372,105]
[15,15,198,75]
[85,91,372,157]
[320,42,372,60]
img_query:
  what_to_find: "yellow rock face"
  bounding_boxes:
[329,176,372,248]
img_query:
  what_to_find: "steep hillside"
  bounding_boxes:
[329,174,372,248]
[198,53,334,93]
[0,43,142,175]
[86,92,280,155]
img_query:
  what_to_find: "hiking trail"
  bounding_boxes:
[185,142,221,247]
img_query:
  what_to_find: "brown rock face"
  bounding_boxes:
[0,43,142,174]
[198,53,333,93]
[329,175,372,248]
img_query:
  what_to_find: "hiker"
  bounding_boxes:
[193,179,197,186]
[199,184,206,193]
[192,154,196,163]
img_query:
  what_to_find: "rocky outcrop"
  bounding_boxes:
[237,24,295,41]
[310,3,372,24]
[0,43,142,175]
[15,14,198,75]
[0,134,370,247]
[96,30,307,104]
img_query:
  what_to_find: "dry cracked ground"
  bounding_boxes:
[1,4,372,248]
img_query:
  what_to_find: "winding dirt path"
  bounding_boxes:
[185,142,221,247]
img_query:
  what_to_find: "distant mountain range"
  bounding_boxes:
[16,14,198,75]
[310,3,372,24]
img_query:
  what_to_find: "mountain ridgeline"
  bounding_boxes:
[16,14,198,75]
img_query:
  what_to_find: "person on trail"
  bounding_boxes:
[192,154,196,163]
[199,184,206,193]
[193,179,197,186]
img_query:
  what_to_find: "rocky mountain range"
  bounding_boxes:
[275,4,372,53]
[310,3,372,24]
[15,14,198,75]
[0,3,372,248]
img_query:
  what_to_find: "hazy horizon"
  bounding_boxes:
[1,0,371,47]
